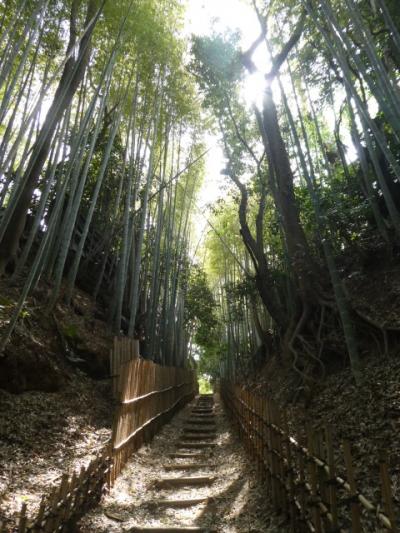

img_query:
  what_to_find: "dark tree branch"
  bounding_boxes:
[225,96,260,166]
[145,149,210,210]
[265,11,306,81]
[240,30,267,73]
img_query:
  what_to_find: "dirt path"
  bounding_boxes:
[78,394,286,532]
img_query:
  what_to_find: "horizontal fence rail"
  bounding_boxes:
[221,380,397,533]
[8,337,197,533]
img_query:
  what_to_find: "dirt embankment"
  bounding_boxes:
[0,280,115,530]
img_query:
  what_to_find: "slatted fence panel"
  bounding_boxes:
[110,358,197,483]
[110,336,139,398]
[221,380,397,532]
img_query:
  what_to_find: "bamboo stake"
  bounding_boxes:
[379,451,397,532]
[325,427,338,531]
[17,502,27,533]
[283,410,296,530]
[342,441,362,533]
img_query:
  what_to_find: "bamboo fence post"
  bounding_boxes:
[43,485,58,533]
[32,496,46,533]
[297,432,307,525]
[324,426,338,531]
[245,390,250,452]
[262,397,269,488]
[264,397,271,491]
[257,396,265,481]
[325,426,339,531]
[17,502,27,533]
[342,440,362,533]
[56,473,69,529]
[66,471,78,523]
[307,427,322,532]
[273,401,284,511]
[266,398,278,509]
[250,391,255,456]
[283,409,296,530]
[275,405,287,516]
[379,451,397,532]
[269,400,280,510]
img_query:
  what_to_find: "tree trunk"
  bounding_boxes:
[0,0,100,273]
[257,88,315,300]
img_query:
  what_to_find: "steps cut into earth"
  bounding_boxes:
[78,394,288,532]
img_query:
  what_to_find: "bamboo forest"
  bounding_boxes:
[1,0,400,531]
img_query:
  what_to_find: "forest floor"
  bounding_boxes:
[0,374,113,529]
[78,394,285,532]
[0,279,114,530]
[248,352,400,530]
[242,248,400,527]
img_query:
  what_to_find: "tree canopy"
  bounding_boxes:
[1,0,400,386]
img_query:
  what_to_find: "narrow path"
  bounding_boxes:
[78,395,286,532]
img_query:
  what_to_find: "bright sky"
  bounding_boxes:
[184,0,359,258]
[184,0,266,250]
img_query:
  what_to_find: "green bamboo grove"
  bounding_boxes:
[0,0,400,382]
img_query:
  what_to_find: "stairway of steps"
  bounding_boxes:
[78,392,281,532]
[131,395,217,533]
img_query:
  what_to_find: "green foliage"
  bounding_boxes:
[185,265,223,377]
[63,324,79,340]
[185,265,218,346]
[198,375,213,394]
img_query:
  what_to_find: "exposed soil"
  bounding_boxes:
[247,352,400,531]
[78,395,286,532]
[0,279,114,530]
[0,374,113,530]
[0,278,112,394]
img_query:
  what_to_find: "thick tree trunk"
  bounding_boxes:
[0,0,100,273]
[257,88,315,300]
[228,166,287,330]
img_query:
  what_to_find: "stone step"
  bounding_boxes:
[148,497,209,507]
[154,476,215,488]
[183,433,216,440]
[183,425,216,431]
[163,463,213,471]
[130,526,216,533]
[179,442,216,449]
[168,452,207,459]
[186,418,215,425]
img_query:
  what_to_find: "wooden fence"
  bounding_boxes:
[4,447,111,533]
[110,336,139,398]
[8,338,197,533]
[110,357,197,483]
[221,381,397,532]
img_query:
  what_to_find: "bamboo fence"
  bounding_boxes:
[7,338,197,533]
[221,380,398,532]
[110,357,197,483]
[110,336,139,398]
